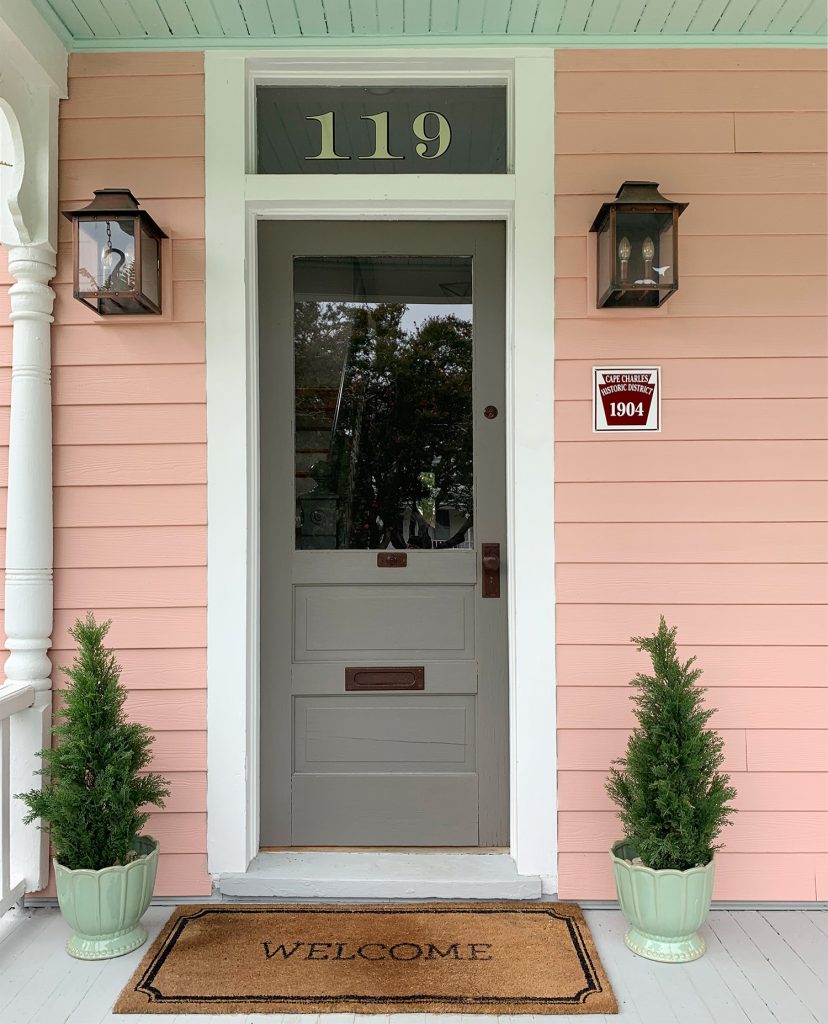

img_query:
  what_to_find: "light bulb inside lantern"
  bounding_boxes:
[642,236,655,282]
[618,236,631,283]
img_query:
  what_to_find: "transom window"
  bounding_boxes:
[256,85,507,174]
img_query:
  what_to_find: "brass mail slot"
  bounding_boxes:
[377,552,407,568]
[345,666,425,691]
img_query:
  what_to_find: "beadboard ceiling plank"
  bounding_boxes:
[431,0,459,33]
[129,0,174,35]
[238,0,276,34]
[584,0,621,31]
[298,0,329,35]
[71,0,118,36]
[350,0,379,32]
[264,0,302,35]
[635,0,675,32]
[715,0,763,32]
[482,0,511,32]
[560,0,598,33]
[37,0,94,38]
[662,0,706,31]
[532,0,565,32]
[403,0,430,33]
[211,0,250,35]
[323,0,354,34]
[793,0,827,32]
[685,0,732,31]
[377,0,404,32]
[152,0,198,35]
[743,0,788,30]
[180,0,223,35]
[774,0,821,31]
[456,0,487,33]
[98,0,146,36]
[609,0,648,32]
[506,0,540,34]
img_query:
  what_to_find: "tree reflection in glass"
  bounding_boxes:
[294,256,473,551]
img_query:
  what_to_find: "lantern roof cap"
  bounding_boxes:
[590,181,688,232]
[62,189,168,238]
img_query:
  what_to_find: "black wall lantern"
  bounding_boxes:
[64,189,167,315]
[590,181,688,309]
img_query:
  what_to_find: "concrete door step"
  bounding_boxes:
[219,851,542,900]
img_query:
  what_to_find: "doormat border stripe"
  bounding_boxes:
[116,902,618,1015]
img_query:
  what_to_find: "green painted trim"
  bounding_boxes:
[64,33,827,51]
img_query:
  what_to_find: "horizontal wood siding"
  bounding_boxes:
[0,53,209,898]
[555,48,828,901]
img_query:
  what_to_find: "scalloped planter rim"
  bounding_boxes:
[53,835,159,960]
[610,839,715,963]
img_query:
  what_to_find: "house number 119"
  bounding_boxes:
[305,110,452,161]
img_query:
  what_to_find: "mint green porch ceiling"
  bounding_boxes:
[31,0,827,49]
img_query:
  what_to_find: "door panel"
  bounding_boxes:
[259,221,507,848]
[291,774,479,847]
[294,585,475,660]
[294,695,476,770]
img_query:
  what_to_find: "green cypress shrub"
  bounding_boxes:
[606,616,737,872]
[17,613,169,871]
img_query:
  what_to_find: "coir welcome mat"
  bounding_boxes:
[115,902,617,1015]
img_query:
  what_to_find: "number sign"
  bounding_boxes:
[593,367,661,432]
[256,86,507,174]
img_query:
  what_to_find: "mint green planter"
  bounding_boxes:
[610,839,715,963]
[54,836,158,960]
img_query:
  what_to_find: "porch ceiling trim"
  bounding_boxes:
[31,0,827,50]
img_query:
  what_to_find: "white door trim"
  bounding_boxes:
[205,49,557,891]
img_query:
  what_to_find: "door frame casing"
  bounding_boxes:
[205,49,557,890]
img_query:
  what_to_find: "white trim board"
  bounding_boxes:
[205,50,557,892]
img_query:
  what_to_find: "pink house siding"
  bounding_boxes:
[555,48,828,901]
[0,51,210,897]
[2,47,827,902]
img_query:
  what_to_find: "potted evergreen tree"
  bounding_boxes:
[18,614,169,960]
[607,616,736,963]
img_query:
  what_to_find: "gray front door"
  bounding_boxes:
[259,221,508,847]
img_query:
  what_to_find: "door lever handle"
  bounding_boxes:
[482,543,501,598]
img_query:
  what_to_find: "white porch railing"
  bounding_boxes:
[0,681,35,916]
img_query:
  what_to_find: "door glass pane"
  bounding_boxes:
[294,256,473,551]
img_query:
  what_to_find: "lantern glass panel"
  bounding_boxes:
[77,218,136,295]
[658,216,675,287]
[597,216,612,302]
[615,210,674,289]
[141,228,160,308]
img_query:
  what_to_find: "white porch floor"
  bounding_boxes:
[1,905,826,1024]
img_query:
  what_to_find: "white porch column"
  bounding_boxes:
[0,0,66,892]
[5,244,56,891]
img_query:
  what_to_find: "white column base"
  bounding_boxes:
[9,691,51,891]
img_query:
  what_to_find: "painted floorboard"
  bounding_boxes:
[592,911,681,1023]
[803,909,828,938]
[707,912,820,1024]
[762,910,828,983]
[701,920,779,1024]
[732,911,826,1022]
[0,909,826,1023]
